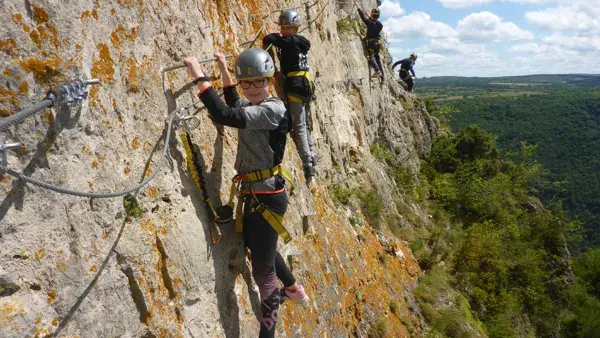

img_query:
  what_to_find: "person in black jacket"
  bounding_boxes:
[358,8,384,81]
[392,53,418,92]
[263,9,318,186]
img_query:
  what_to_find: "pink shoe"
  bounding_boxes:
[280,285,309,305]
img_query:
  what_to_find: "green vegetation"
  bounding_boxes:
[416,125,600,337]
[336,17,361,36]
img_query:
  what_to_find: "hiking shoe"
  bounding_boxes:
[311,155,320,167]
[280,285,309,305]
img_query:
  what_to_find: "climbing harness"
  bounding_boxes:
[175,107,233,244]
[226,164,296,244]
[285,70,314,104]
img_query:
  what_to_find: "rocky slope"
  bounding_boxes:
[0,0,437,337]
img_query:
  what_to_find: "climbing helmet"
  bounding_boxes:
[371,8,381,19]
[235,48,275,80]
[278,9,301,27]
[410,52,418,59]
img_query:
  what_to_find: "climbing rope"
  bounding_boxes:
[0,112,178,198]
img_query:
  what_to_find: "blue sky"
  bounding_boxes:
[376,0,600,77]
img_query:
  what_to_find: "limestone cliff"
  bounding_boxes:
[0,0,437,337]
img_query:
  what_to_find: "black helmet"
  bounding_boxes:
[235,48,275,80]
[278,9,301,27]
[370,8,381,19]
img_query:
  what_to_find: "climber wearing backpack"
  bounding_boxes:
[263,9,318,186]
[358,7,384,81]
[392,53,418,92]
[183,48,309,338]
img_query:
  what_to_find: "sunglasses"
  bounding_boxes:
[239,79,268,89]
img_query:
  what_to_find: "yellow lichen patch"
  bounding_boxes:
[56,261,68,272]
[80,11,90,20]
[144,164,153,178]
[88,181,94,190]
[33,6,49,24]
[91,43,114,82]
[47,25,59,48]
[82,145,90,154]
[117,0,136,7]
[0,87,19,107]
[19,56,62,85]
[18,81,28,95]
[147,187,157,198]
[29,30,42,49]
[89,265,98,272]
[131,136,140,149]
[91,160,99,169]
[11,13,23,25]
[124,167,131,174]
[43,111,54,125]
[111,8,116,15]
[46,290,56,304]
[0,38,17,56]
[34,248,46,260]
[140,219,156,232]
[91,10,99,20]
[35,317,41,324]
[51,318,59,326]
[124,57,140,92]
[143,141,152,150]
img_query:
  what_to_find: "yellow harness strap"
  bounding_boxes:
[285,71,313,104]
[227,165,295,241]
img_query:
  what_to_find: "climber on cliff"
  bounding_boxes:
[392,53,417,92]
[358,7,384,82]
[183,48,309,338]
[263,9,318,187]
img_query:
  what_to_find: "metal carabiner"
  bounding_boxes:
[180,115,201,131]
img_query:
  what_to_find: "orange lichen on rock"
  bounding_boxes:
[35,248,46,260]
[19,56,62,85]
[0,38,17,56]
[33,6,49,24]
[91,10,99,20]
[47,290,56,304]
[81,11,90,20]
[17,81,28,94]
[91,43,115,82]
[131,136,141,149]
[0,87,19,108]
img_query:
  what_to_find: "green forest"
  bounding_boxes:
[399,74,600,337]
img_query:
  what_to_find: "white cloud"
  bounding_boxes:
[525,1,600,32]
[436,0,493,8]
[500,0,548,3]
[383,12,457,42]
[427,37,486,54]
[379,1,405,18]
[457,12,534,42]
[541,34,600,52]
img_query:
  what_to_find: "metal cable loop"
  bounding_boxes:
[0,113,178,198]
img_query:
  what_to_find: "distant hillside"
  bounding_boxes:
[420,76,600,249]
[419,74,600,87]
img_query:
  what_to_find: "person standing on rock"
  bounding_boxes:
[263,9,318,187]
[392,53,418,92]
[358,7,384,82]
[183,48,309,338]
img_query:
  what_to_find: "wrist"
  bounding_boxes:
[197,82,212,96]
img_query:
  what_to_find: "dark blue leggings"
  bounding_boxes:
[242,191,296,338]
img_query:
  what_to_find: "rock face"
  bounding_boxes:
[0,1,437,337]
